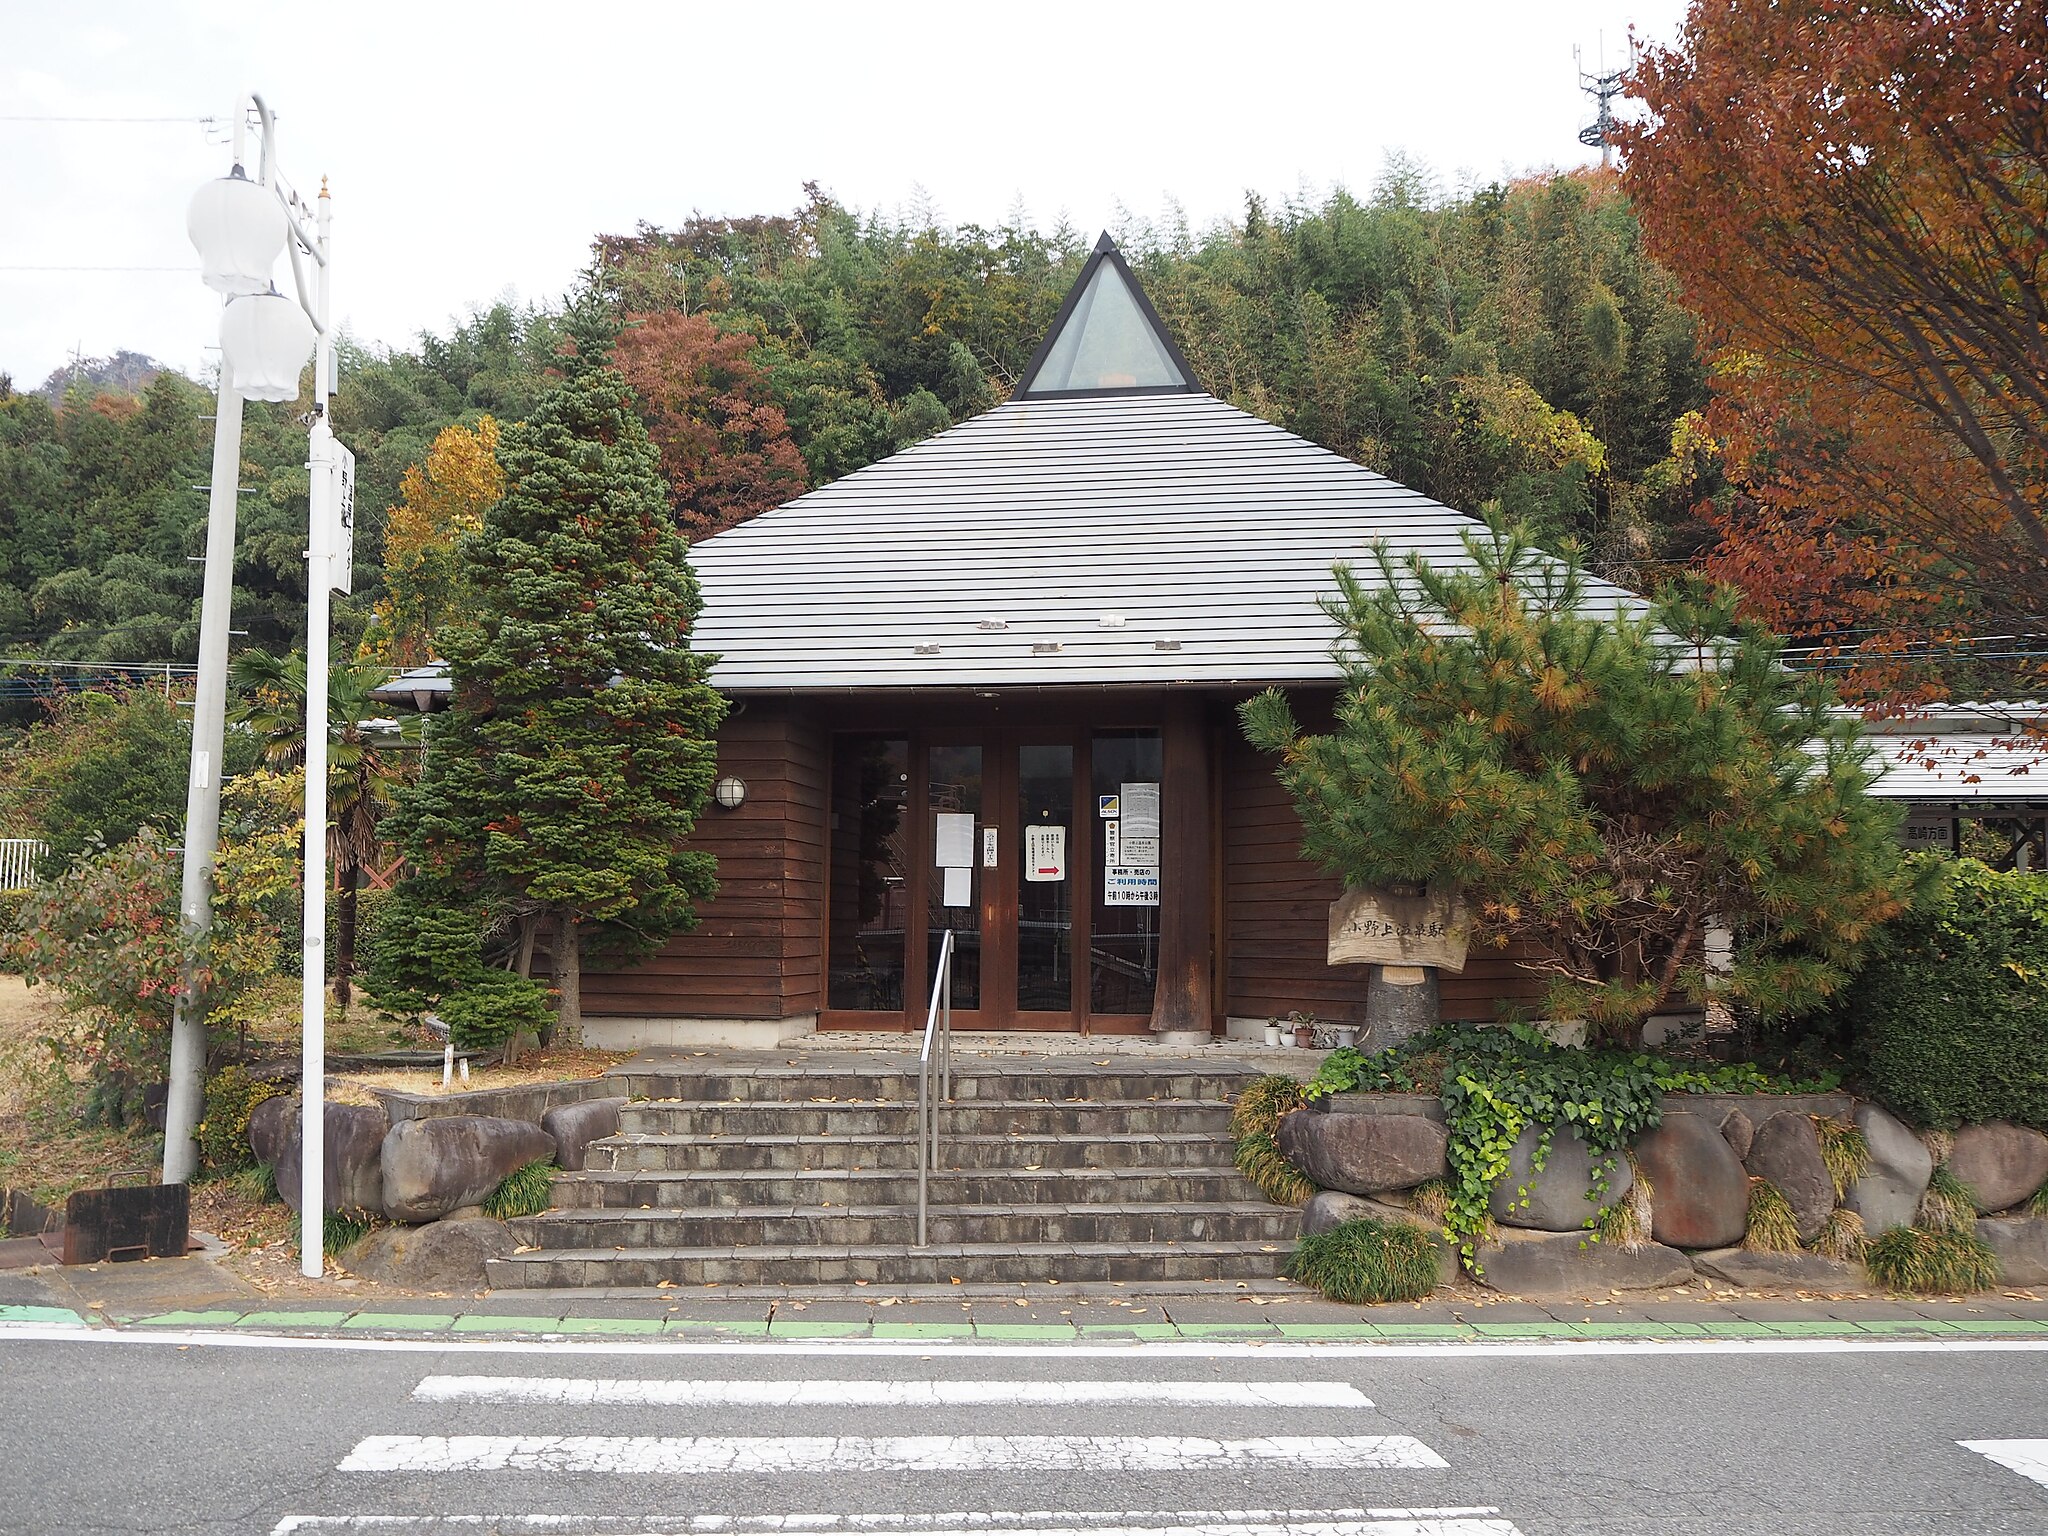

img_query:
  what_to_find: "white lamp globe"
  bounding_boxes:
[220,290,316,403]
[186,170,287,297]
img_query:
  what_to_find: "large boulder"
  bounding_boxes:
[1976,1217,2048,1286]
[1948,1123,2048,1214]
[342,1213,518,1291]
[1487,1123,1632,1232]
[380,1115,556,1222]
[248,1093,295,1167]
[1300,1190,1380,1236]
[1843,1103,1934,1236]
[1693,1247,1866,1291]
[1472,1227,1693,1296]
[541,1096,625,1172]
[1744,1113,1835,1243]
[1298,1191,1457,1288]
[1632,1113,1749,1250]
[266,1099,390,1216]
[1278,1109,1449,1196]
[1718,1108,1755,1162]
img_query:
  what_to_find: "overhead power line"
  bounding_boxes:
[0,114,218,124]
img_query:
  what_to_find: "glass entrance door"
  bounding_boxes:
[825,725,1159,1032]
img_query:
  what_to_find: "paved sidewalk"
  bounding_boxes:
[4,1252,2047,1343]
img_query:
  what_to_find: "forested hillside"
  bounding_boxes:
[0,169,1716,677]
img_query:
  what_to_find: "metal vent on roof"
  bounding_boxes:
[914,642,942,655]
[1154,638,1182,652]
[1097,614,1126,629]
[1031,641,1064,654]
[977,618,1010,631]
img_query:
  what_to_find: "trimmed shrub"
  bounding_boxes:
[1864,1223,2000,1294]
[437,971,555,1052]
[1840,859,2048,1129]
[197,1065,287,1175]
[1286,1216,1441,1304]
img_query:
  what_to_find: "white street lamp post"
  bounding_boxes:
[169,94,348,1281]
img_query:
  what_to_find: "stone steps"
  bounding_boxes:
[497,1057,1289,1292]
[592,1129,1236,1173]
[618,1099,1233,1139]
[524,1201,1298,1250]
[547,1165,1262,1210]
[608,1066,1257,1105]
[486,1238,1290,1290]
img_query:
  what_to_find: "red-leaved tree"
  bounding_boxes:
[611,311,808,538]
[1621,0,2048,697]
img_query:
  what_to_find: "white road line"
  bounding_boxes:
[412,1376,1374,1409]
[1960,1438,2048,1490]
[272,1508,1509,1533]
[336,1434,1451,1475]
[9,1323,2048,1360]
[273,1517,1517,1536]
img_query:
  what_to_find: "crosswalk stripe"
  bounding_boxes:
[275,1518,1517,1536]
[412,1376,1374,1409]
[275,1508,1507,1532]
[1959,1438,2048,1490]
[337,1434,1451,1474]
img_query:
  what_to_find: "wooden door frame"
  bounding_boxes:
[814,694,1179,1036]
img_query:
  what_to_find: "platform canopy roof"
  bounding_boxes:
[690,234,1645,693]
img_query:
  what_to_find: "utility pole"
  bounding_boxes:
[1576,41,1627,169]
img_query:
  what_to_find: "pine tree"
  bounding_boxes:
[386,316,726,1043]
[1239,517,1925,1043]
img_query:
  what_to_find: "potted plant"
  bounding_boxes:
[1290,1011,1318,1049]
[1263,1018,1284,1048]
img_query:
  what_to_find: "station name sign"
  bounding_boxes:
[1327,884,1471,971]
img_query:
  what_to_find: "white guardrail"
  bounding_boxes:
[0,838,46,890]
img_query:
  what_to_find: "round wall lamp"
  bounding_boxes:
[713,776,747,810]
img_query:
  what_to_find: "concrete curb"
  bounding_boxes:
[8,1301,2048,1344]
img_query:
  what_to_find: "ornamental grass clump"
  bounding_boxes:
[1742,1178,1803,1253]
[1597,1150,1654,1252]
[1286,1217,1441,1304]
[1918,1165,1978,1235]
[1864,1224,1999,1295]
[1230,1076,1314,1207]
[1815,1116,1870,1201]
[483,1157,557,1220]
[1812,1207,1868,1263]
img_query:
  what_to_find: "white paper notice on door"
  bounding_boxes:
[935,812,975,869]
[1025,824,1066,882]
[1121,782,1160,837]
[1104,865,1160,905]
[941,865,972,908]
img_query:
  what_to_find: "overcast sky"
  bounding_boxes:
[2,1,1689,391]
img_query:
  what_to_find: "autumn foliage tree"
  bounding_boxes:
[611,311,807,538]
[1621,0,2048,695]
[357,416,505,666]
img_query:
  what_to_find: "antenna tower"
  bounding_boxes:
[1576,41,1626,168]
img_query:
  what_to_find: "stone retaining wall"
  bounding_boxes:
[368,1074,624,1127]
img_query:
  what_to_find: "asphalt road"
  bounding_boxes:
[1,1331,2045,1536]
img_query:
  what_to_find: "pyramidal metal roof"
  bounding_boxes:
[688,236,1645,693]
[689,391,1647,692]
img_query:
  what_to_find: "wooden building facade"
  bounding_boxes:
[580,238,1626,1046]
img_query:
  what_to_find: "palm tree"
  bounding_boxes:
[229,649,417,1005]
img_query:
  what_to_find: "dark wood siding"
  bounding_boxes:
[1220,698,1547,1025]
[583,700,827,1018]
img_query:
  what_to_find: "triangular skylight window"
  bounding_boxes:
[1015,234,1197,397]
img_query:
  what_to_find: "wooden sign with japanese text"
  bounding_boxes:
[1327,884,1470,971]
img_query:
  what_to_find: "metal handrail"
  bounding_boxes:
[915,928,955,1248]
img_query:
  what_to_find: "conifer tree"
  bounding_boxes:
[1240,518,1923,1043]
[386,313,726,1042]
